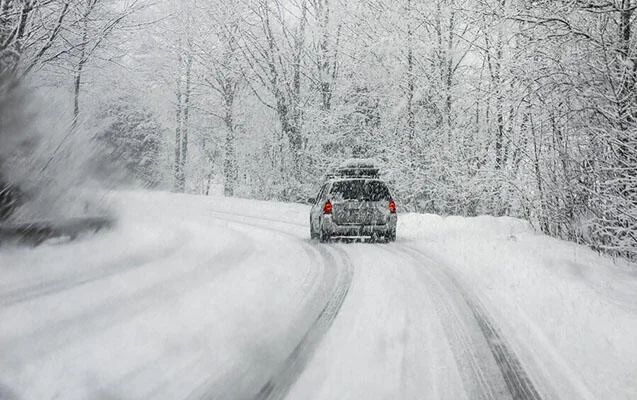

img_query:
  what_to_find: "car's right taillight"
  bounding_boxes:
[389,200,396,214]
[323,200,333,214]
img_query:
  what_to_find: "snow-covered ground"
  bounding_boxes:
[0,190,635,399]
[399,213,637,399]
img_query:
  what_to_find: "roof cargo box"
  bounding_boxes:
[334,158,380,178]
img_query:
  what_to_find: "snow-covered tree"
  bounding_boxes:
[96,97,164,187]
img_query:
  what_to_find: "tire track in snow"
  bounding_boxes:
[379,245,505,399]
[254,245,353,400]
[0,232,190,307]
[396,244,543,400]
[182,212,354,400]
[0,225,255,366]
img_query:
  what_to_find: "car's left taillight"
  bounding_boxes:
[323,200,333,214]
[389,200,396,214]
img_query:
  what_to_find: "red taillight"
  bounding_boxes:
[323,200,333,214]
[389,200,396,214]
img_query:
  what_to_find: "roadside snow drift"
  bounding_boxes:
[398,212,637,400]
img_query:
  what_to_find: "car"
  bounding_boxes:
[309,159,397,242]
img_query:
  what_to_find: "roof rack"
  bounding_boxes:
[324,172,337,180]
[333,158,380,179]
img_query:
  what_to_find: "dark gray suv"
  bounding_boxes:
[309,160,397,242]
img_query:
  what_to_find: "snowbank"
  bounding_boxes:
[399,212,637,399]
[399,212,533,240]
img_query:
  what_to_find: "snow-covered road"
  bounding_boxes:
[0,191,635,399]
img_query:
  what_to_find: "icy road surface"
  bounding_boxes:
[0,191,635,399]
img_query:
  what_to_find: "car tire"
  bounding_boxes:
[319,228,330,243]
[310,219,318,240]
[387,230,396,242]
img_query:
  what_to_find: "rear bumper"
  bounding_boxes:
[321,215,396,237]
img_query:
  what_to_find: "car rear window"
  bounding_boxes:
[330,180,391,201]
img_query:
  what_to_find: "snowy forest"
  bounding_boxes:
[1,0,636,258]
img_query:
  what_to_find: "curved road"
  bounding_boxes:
[0,191,551,400]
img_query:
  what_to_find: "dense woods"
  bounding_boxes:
[1,0,636,258]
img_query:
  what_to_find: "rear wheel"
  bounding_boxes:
[319,228,330,243]
[386,229,396,242]
[310,219,318,239]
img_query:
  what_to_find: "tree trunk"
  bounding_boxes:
[317,0,335,111]
[173,55,184,192]
[617,1,636,166]
[445,5,455,142]
[73,61,84,127]
[530,115,548,232]
[406,0,415,145]
[73,0,92,128]
[223,88,236,197]
[179,53,192,192]
[73,2,92,128]
[289,0,307,179]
